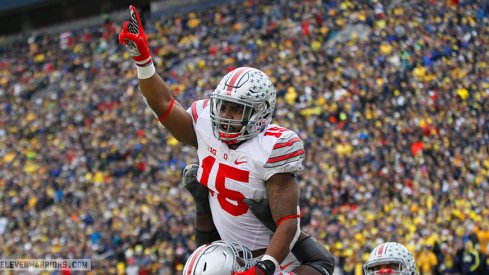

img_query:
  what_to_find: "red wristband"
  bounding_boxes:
[158,98,175,122]
[276,214,300,227]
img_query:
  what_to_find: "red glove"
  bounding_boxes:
[119,5,152,66]
[232,267,266,275]
[232,260,275,275]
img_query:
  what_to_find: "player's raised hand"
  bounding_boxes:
[119,5,152,67]
[119,6,196,145]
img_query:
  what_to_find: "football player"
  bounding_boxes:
[363,242,418,275]
[182,164,335,275]
[119,6,333,275]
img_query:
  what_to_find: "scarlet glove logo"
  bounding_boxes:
[128,8,139,35]
[119,5,152,65]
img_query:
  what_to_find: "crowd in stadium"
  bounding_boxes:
[1,0,488,274]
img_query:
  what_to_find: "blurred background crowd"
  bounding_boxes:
[1,0,489,274]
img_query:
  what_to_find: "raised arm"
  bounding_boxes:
[119,5,197,147]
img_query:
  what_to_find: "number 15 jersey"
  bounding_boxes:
[189,100,305,251]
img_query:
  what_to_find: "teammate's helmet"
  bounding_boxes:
[363,242,418,275]
[210,67,276,144]
[183,241,254,275]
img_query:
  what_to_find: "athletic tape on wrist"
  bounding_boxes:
[135,56,153,66]
[136,63,155,79]
[261,254,279,271]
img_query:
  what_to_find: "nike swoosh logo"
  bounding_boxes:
[280,261,293,270]
[234,159,247,165]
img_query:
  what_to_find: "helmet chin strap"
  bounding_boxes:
[218,131,248,150]
[219,131,241,144]
[218,121,251,145]
[377,268,394,274]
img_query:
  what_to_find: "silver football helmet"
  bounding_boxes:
[183,241,254,275]
[210,67,276,144]
[363,242,418,275]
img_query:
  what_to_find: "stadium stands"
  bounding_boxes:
[0,0,488,274]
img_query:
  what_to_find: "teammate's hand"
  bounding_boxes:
[119,5,152,66]
[243,198,276,231]
[182,164,199,188]
[232,260,275,275]
[182,164,210,215]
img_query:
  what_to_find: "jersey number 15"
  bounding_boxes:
[200,155,249,216]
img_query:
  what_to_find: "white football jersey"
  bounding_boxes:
[188,100,305,252]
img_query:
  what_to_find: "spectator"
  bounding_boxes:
[417,245,438,275]
[461,240,481,275]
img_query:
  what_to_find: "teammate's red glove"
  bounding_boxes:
[232,260,275,275]
[119,5,152,67]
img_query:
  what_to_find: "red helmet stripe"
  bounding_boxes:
[226,67,251,92]
[377,243,385,257]
[186,245,208,275]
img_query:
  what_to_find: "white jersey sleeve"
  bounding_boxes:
[186,99,210,126]
[260,127,305,180]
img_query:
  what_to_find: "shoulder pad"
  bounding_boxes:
[264,130,304,168]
